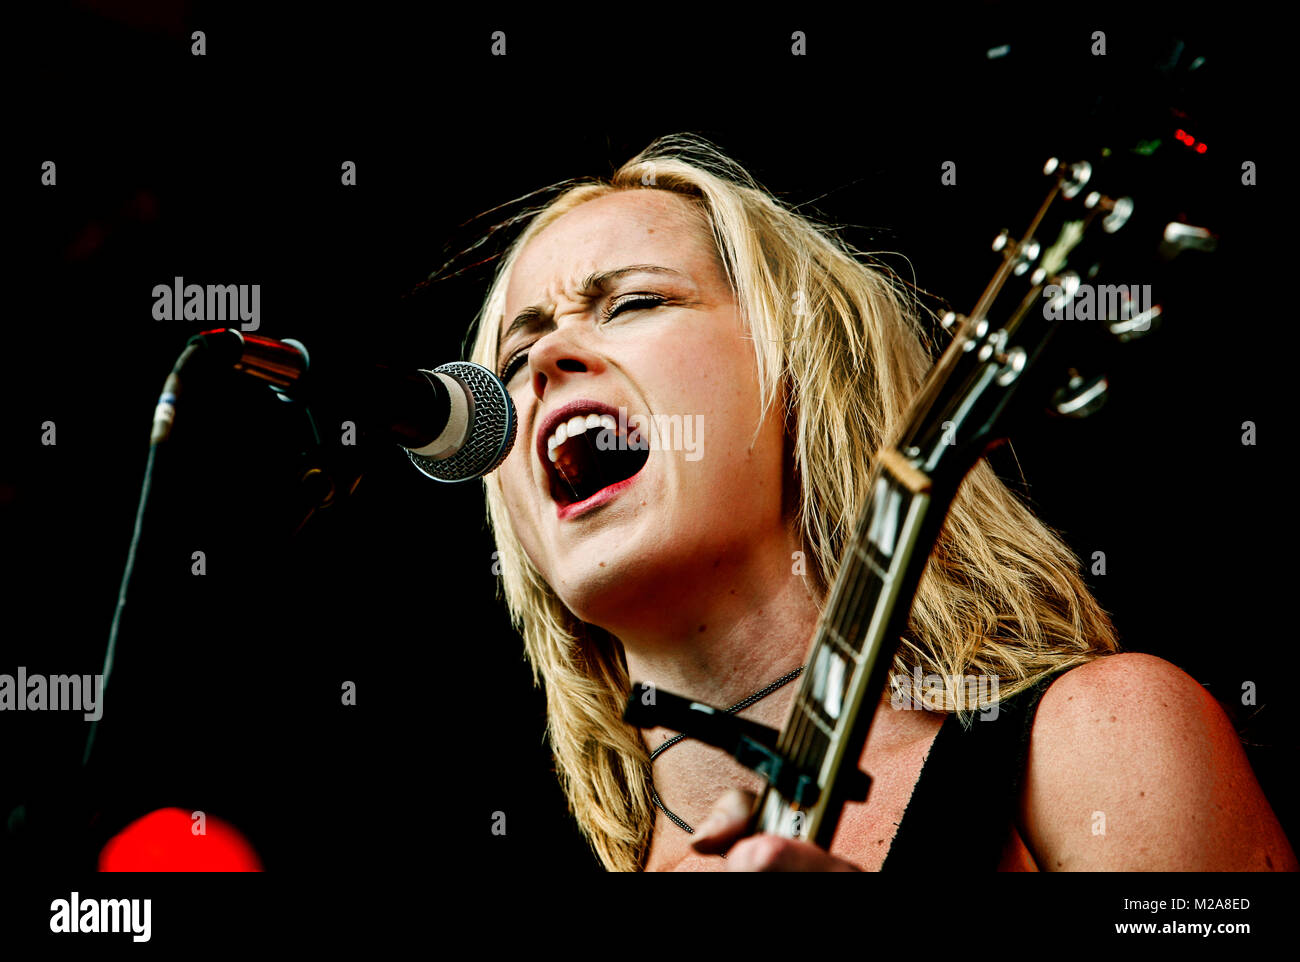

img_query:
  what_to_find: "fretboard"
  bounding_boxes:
[756,450,935,847]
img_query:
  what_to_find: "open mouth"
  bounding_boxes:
[540,409,650,508]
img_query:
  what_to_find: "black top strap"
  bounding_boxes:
[880,665,1079,871]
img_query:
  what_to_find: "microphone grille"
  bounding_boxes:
[406,361,517,482]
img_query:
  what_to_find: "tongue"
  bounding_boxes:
[553,432,605,502]
[553,428,648,503]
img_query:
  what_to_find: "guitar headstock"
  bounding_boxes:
[901,149,1217,495]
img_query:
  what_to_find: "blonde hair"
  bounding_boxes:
[461,133,1118,872]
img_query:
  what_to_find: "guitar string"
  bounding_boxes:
[789,490,877,771]
[782,565,857,779]
[791,472,905,777]
[784,520,856,777]
[796,538,869,772]
[792,489,883,773]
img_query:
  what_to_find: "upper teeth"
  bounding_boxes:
[547,413,617,461]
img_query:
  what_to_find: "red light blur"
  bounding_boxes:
[98,807,263,871]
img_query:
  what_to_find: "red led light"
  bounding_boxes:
[1175,128,1188,142]
[1196,142,1207,154]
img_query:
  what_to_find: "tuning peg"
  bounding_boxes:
[991,229,1040,274]
[943,311,987,351]
[1109,303,1162,341]
[1051,370,1109,418]
[1084,192,1135,233]
[1044,157,1092,198]
[1160,221,1218,258]
[1012,238,1041,275]
[1043,271,1081,316]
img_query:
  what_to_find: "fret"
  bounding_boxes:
[854,530,897,578]
[864,474,906,557]
[833,547,886,645]
[851,542,891,581]
[830,580,877,652]
[788,642,851,773]
[809,644,853,722]
[796,693,837,739]
[825,625,865,661]
[788,684,835,771]
[832,543,891,650]
[831,473,916,643]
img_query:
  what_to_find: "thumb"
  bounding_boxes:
[690,789,757,856]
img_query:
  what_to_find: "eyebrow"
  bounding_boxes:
[498,264,687,364]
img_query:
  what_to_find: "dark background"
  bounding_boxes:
[2,3,1289,880]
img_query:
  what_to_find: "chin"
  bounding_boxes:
[557,527,722,639]
[549,547,649,630]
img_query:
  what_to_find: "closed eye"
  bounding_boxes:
[600,293,664,322]
[499,350,530,384]
[498,294,667,383]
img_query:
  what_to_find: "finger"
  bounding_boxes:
[726,835,863,872]
[689,789,756,855]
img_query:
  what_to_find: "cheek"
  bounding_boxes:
[674,334,763,448]
[644,321,752,412]
[672,335,783,514]
[497,455,545,562]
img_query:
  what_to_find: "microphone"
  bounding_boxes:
[396,361,519,483]
[188,328,517,482]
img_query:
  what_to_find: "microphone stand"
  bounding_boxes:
[4,332,366,872]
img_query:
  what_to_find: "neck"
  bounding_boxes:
[617,532,820,710]
[610,527,822,835]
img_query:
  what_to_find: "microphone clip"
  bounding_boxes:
[188,328,310,395]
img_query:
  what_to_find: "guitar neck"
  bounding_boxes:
[756,448,952,850]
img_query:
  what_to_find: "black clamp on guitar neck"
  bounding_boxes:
[623,683,829,807]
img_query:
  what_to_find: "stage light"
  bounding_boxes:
[98,807,263,871]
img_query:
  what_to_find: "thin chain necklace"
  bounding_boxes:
[647,665,805,834]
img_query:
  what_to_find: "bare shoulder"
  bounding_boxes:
[1018,652,1299,871]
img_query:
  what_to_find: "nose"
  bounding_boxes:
[527,324,603,401]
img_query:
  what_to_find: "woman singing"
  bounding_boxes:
[460,133,1297,872]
